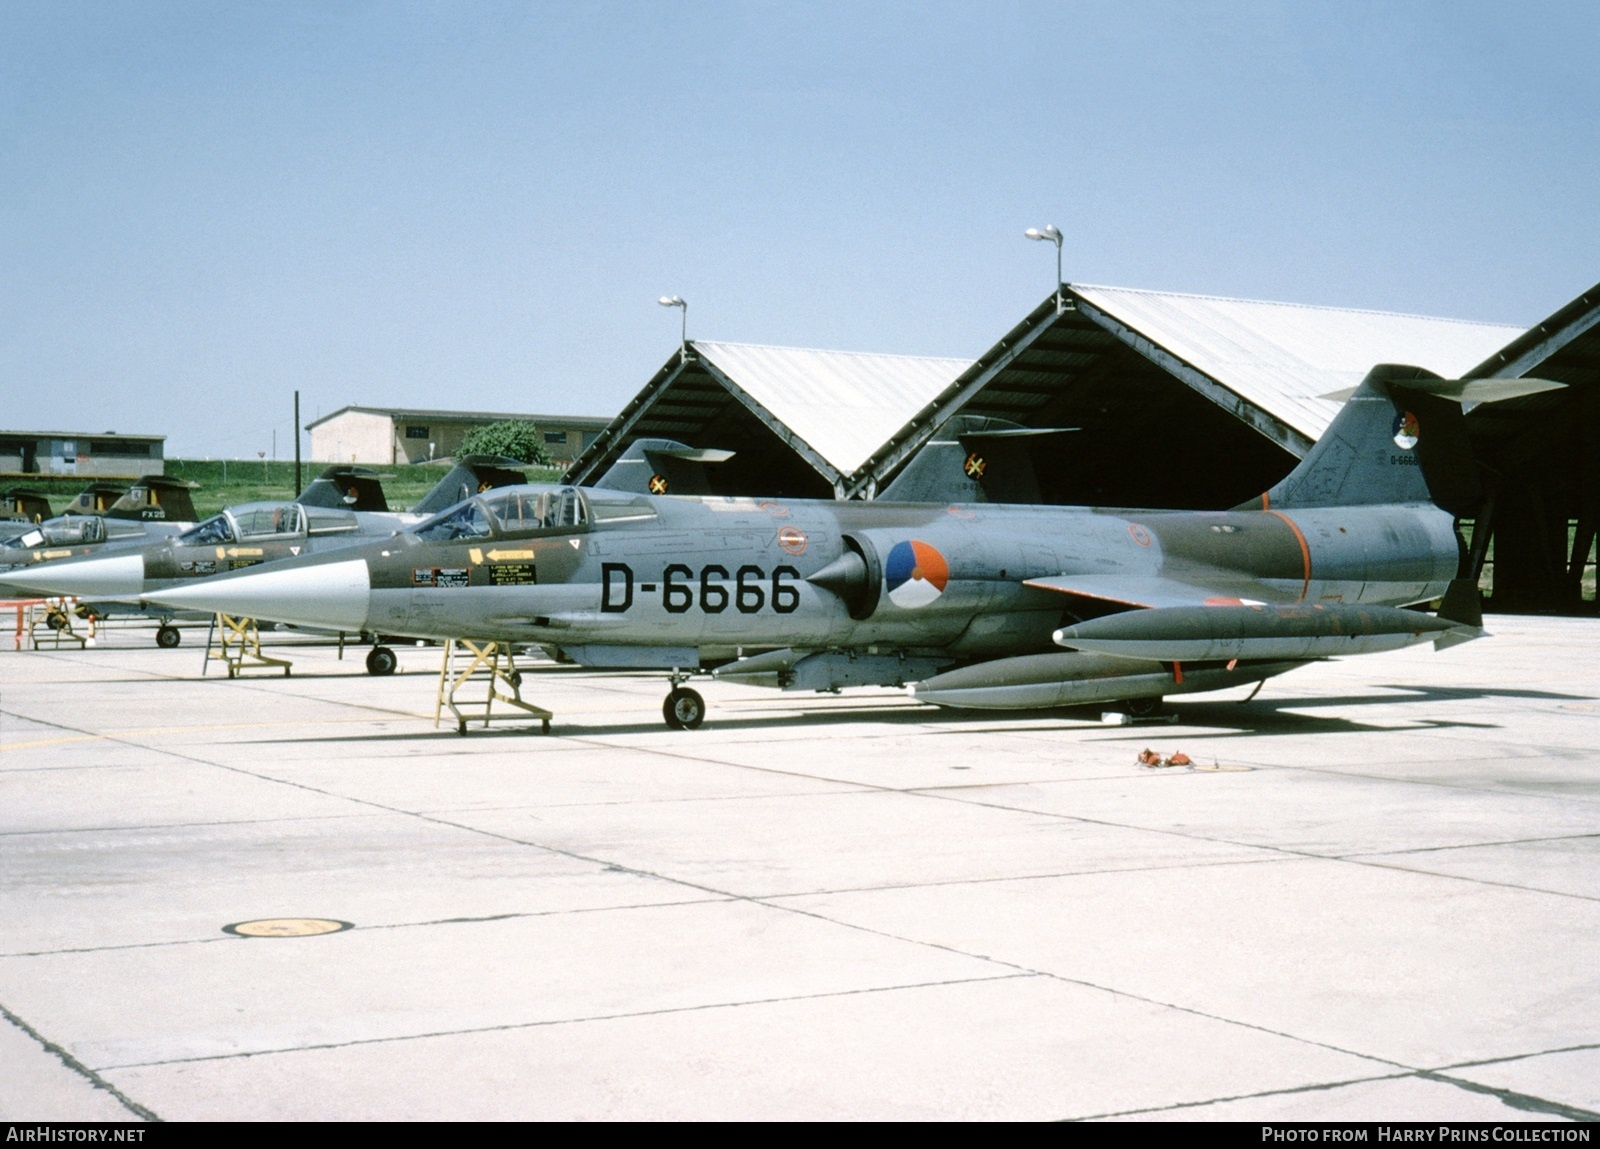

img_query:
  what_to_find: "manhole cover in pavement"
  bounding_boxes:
[224,918,353,938]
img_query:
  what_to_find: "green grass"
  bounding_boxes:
[9,459,563,521]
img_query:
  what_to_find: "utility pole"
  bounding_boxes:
[294,390,302,496]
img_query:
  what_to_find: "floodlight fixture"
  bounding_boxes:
[1025,225,1066,313]
[658,295,689,360]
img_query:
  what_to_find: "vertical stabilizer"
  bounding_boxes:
[1250,365,1560,512]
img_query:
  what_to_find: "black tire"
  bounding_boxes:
[365,646,398,676]
[155,626,181,649]
[457,719,468,736]
[45,613,66,631]
[508,670,523,688]
[1124,695,1164,719]
[663,687,706,730]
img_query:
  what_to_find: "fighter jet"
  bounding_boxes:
[0,476,201,574]
[138,366,1558,727]
[0,458,530,653]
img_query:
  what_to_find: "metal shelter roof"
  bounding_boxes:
[1071,286,1523,441]
[566,342,972,496]
[848,285,1524,508]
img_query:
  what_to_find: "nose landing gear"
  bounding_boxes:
[365,645,397,676]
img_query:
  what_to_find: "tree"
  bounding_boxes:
[457,421,551,466]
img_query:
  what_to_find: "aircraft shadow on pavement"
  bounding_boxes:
[225,678,1595,745]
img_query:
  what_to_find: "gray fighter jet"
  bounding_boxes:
[138,366,1557,727]
[0,458,530,651]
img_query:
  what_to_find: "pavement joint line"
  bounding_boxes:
[1069,1065,1598,1123]
[0,896,738,959]
[89,972,1039,1072]
[903,784,1600,905]
[1413,1069,1600,1122]
[1346,831,1600,858]
[0,811,378,840]
[753,853,1297,902]
[0,999,160,1121]
[1436,1039,1600,1070]
[1328,856,1600,905]
[1074,1069,1423,1120]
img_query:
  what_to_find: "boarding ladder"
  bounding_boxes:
[202,613,292,678]
[434,639,551,736]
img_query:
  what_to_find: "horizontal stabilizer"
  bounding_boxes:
[1320,377,1563,404]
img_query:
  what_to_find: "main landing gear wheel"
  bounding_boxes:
[1123,696,1164,719]
[365,645,398,676]
[156,625,181,649]
[663,687,706,730]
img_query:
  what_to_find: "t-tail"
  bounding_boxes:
[1245,363,1561,627]
[409,456,530,515]
[1251,364,1562,513]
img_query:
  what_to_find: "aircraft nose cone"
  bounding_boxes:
[0,553,145,600]
[142,558,371,632]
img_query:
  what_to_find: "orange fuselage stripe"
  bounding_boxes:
[1264,509,1311,600]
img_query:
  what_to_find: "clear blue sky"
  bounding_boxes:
[3,1,1597,458]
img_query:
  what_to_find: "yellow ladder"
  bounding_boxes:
[25,599,90,650]
[434,639,552,736]
[203,614,292,678]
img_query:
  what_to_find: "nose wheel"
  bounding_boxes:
[155,624,181,649]
[365,645,398,676]
[663,686,706,730]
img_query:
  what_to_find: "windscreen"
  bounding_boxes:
[415,501,493,542]
[180,515,235,545]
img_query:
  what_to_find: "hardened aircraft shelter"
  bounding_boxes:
[565,342,973,499]
[850,282,1596,615]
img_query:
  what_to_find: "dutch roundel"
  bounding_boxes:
[885,540,950,608]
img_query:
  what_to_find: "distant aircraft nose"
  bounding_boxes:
[0,553,145,600]
[142,558,372,632]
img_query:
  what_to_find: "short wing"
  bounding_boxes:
[1022,573,1291,609]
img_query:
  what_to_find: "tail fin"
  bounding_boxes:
[297,466,391,512]
[3,487,53,523]
[880,416,1075,503]
[409,455,529,515]
[63,482,128,516]
[1251,365,1562,512]
[591,439,734,496]
[106,475,200,522]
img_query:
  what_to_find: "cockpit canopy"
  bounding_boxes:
[179,503,309,547]
[4,517,107,548]
[414,486,589,543]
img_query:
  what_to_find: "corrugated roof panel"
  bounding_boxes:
[693,342,973,475]
[1073,286,1523,439]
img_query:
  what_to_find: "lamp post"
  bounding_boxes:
[658,295,688,361]
[1024,225,1065,313]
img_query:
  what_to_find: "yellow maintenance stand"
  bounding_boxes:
[25,598,92,650]
[435,639,552,736]
[202,614,292,678]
